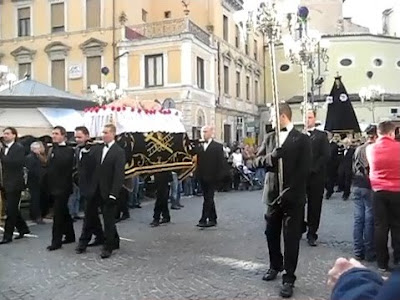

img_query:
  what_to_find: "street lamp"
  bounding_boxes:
[359,85,385,123]
[282,7,330,129]
[90,82,124,106]
[236,0,288,196]
[0,65,17,89]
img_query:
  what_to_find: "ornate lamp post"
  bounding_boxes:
[90,82,124,106]
[282,6,330,129]
[359,85,385,123]
[240,0,285,194]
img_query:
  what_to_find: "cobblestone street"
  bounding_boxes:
[1,191,359,300]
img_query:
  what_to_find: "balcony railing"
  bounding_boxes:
[127,18,211,46]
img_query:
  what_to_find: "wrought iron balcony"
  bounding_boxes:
[126,18,211,46]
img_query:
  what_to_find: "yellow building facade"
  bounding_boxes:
[264,34,400,127]
[0,0,265,143]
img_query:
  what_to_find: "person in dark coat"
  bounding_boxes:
[0,127,30,244]
[195,125,224,228]
[150,172,173,227]
[325,132,339,199]
[329,257,400,300]
[75,126,105,254]
[46,126,75,251]
[305,110,330,247]
[90,124,125,259]
[338,138,355,200]
[256,103,312,298]
[25,142,44,224]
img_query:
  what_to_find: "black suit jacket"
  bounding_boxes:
[196,140,224,183]
[309,129,330,176]
[1,142,25,192]
[76,145,101,199]
[340,147,355,171]
[93,143,126,200]
[258,129,312,206]
[47,145,75,196]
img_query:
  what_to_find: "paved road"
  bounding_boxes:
[0,191,358,300]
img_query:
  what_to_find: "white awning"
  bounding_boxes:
[38,108,84,132]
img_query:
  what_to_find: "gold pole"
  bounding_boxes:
[268,40,283,194]
[301,63,309,130]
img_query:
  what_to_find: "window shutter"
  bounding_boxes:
[51,60,65,90]
[87,56,101,87]
[51,3,64,29]
[86,0,100,28]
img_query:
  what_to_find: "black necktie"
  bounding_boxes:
[280,128,287,132]
[105,144,109,148]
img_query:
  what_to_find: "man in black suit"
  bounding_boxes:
[325,132,339,199]
[150,172,172,227]
[0,127,30,244]
[91,124,125,259]
[47,126,75,251]
[338,138,355,200]
[255,103,311,298]
[305,110,330,247]
[74,126,105,254]
[195,126,224,228]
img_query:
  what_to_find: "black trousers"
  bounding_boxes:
[116,188,130,219]
[373,191,400,268]
[28,183,41,220]
[3,190,29,240]
[306,175,325,239]
[338,166,352,197]
[78,196,104,247]
[51,193,75,247]
[265,202,305,284]
[96,190,119,251]
[153,179,170,221]
[200,180,217,222]
[325,164,337,195]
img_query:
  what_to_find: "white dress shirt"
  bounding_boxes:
[203,139,212,151]
[4,141,14,156]
[279,123,294,147]
[101,140,115,164]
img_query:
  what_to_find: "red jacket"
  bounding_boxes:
[366,136,400,192]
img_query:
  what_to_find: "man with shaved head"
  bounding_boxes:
[195,125,224,228]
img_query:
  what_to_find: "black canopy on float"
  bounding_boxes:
[324,76,360,133]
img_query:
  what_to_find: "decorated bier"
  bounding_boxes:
[84,99,195,179]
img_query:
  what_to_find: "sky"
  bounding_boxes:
[343,0,397,33]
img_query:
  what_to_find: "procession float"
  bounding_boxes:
[83,96,196,180]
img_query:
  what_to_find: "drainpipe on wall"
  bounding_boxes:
[217,41,221,106]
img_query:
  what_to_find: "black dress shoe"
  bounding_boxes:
[135,204,142,209]
[150,220,160,227]
[100,249,112,259]
[75,246,87,254]
[15,230,31,240]
[47,244,62,251]
[196,221,207,228]
[262,268,282,281]
[160,218,171,224]
[206,220,217,227]
[307,237,317,247]
[178,204,184,208]
[170,206,181,210]
[0,238,12,245]
[62,238,76,244]
[87,239,104,247]
[280,282,294,298]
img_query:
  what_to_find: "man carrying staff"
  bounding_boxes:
[74,126,105,254]
[256,103,311,298]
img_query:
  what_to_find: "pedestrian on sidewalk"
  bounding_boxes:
[351,125,377,262]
